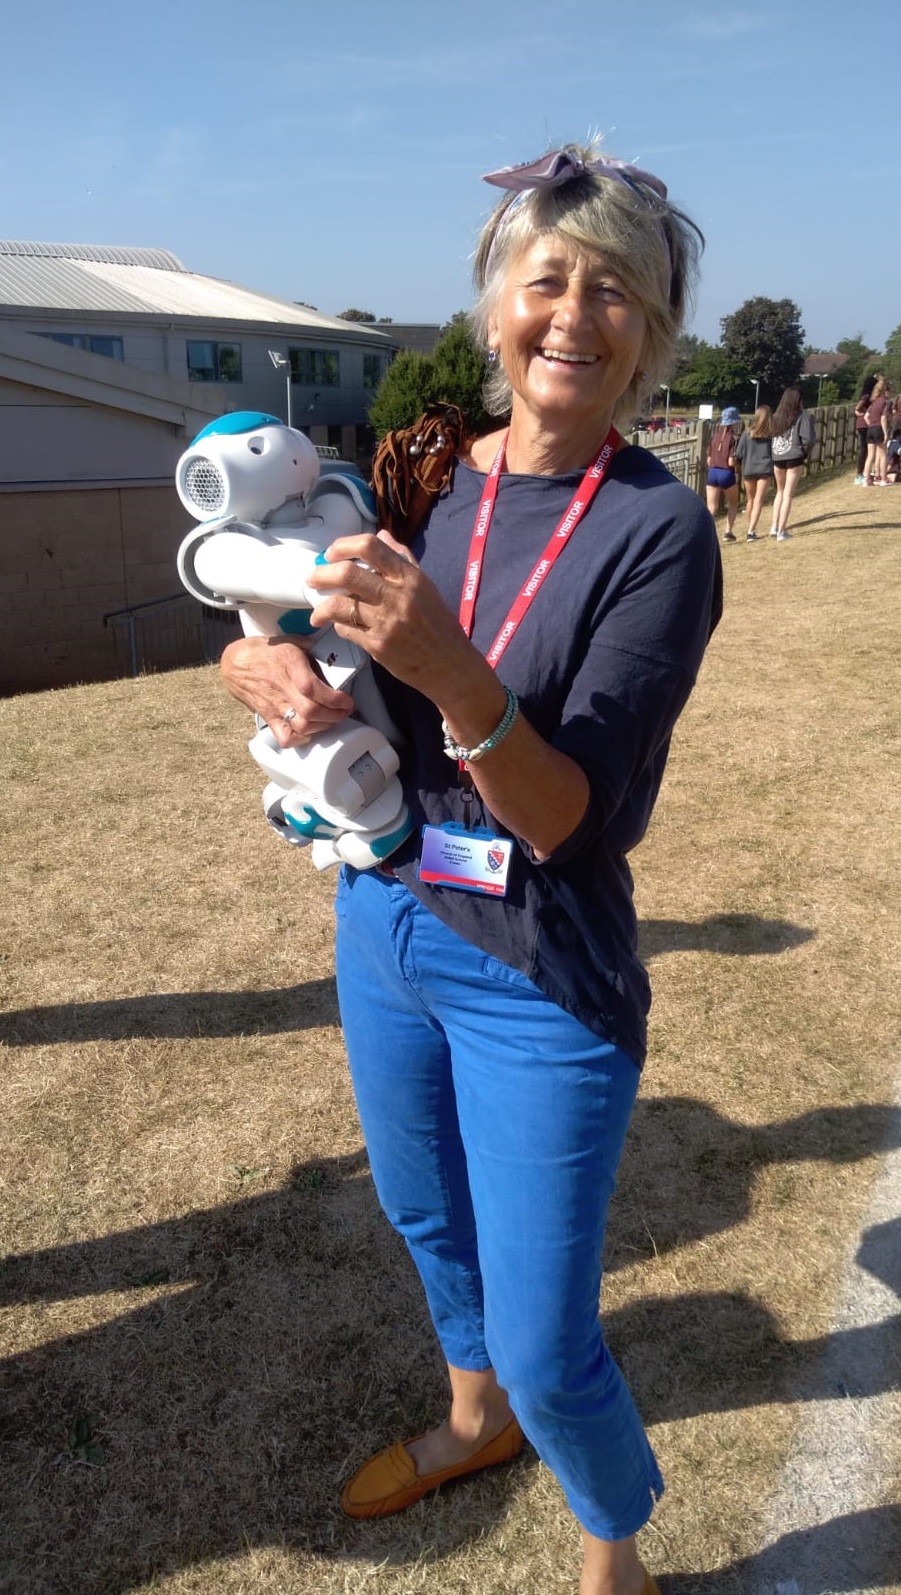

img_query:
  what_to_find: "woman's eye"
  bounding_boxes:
[593,282,626,301]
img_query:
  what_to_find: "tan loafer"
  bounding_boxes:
[340,1416,525,1518]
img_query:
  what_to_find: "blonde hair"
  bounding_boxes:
[750,405,772,439]
[469,141,703,422]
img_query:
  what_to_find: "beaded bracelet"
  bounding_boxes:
[442,686,519,764]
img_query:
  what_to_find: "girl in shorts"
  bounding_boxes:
[735,405,773,540]
[705,405,742,542]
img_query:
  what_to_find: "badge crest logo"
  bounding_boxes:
[486,846,505,873]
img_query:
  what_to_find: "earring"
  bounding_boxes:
[487,349,498,366]
[638,369,649,382]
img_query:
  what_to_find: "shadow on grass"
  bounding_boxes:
[0,1148,536,1593]
[0,916,815,1048]
[609,1231,900,1420]
[639,914,814,959]
[1,1102,898,1592]
[607,1098,900,1270]
[0,977,339,1045]
[661,1505,901,1592]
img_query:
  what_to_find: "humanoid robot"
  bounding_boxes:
[175,411,412,870]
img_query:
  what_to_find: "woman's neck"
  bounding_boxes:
[503,408,618,475]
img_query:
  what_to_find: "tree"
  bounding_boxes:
[367,351,437,437]
[881,324,901,390]
[430,320,492,434]
[720,297,805,402]
[367,320,493,438]
[336,308,377,322]
[668,341,750,409]
[834,333,879,399]
[671,331,701,380]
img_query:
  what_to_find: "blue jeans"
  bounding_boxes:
[334,867,664,1540]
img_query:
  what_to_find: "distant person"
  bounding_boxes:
[854,375,878,484]
[885,421,901,483]
[706,405,742,541]
[769,387,816,540]
[734,405,773,540]
[861,379,891,486]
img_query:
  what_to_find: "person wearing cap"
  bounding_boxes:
[219,140,721,1595]
[705,405,743,542]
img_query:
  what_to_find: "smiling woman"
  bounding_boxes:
[483,236,648,473]
[219,139,720,1595]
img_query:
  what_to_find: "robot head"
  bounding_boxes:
[175,411,320,524]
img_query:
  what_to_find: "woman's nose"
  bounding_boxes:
[552,284,590,327]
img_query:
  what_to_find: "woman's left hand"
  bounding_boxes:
[307,530,486,717]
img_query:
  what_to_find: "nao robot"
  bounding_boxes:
[175,411,413,870]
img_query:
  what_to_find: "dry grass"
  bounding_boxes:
[2,471,900,1594]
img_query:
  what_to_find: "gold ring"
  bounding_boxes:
[350,598,361,628]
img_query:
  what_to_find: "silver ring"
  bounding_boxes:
[282,707,297,724]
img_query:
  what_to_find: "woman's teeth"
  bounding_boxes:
[539,349,597,364]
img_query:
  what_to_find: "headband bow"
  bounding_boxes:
[482,149,668,202]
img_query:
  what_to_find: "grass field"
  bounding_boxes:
[2,469,899,1594]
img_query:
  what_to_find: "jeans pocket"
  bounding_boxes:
[480,954,542,996]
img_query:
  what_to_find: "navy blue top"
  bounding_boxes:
[374,443,722,1064]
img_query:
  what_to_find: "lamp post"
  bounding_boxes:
[752,377,760,412]
[662,383,671,428]
[267,350,292,427]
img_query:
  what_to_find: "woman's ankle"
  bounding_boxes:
[579,1530,647,1595]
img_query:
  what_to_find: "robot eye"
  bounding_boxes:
[246,435,268,456]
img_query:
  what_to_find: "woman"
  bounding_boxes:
[705,404,742,541]
[769,386,816,539]
[854,375,878,484]
[735,404,774,539]
[861,377,891,486]
[221,143,720,1595]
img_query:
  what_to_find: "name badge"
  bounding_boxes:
[418,823,513,897]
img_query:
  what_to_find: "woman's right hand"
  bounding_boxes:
[219,634,355,749]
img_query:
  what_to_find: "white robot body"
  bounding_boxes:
[174,412,413,870]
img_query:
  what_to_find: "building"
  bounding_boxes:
[0,241,396,692]
[382,323,443,357]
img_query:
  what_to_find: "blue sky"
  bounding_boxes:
[2,0,897,356]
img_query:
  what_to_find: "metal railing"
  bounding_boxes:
[103,592,239,679]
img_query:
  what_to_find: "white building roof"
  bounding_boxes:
[0,240,392,339]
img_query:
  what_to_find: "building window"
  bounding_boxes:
[41,332,124,360]
[186,341,243,383]
[362,354,384,389]
[289,347,340,387]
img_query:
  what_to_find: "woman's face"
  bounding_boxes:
[490,234,648,432]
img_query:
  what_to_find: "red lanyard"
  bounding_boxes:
[459,426,621,668]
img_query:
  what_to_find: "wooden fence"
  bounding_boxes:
[629,405,859,498]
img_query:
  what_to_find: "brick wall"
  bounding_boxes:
[1,484,194,694]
